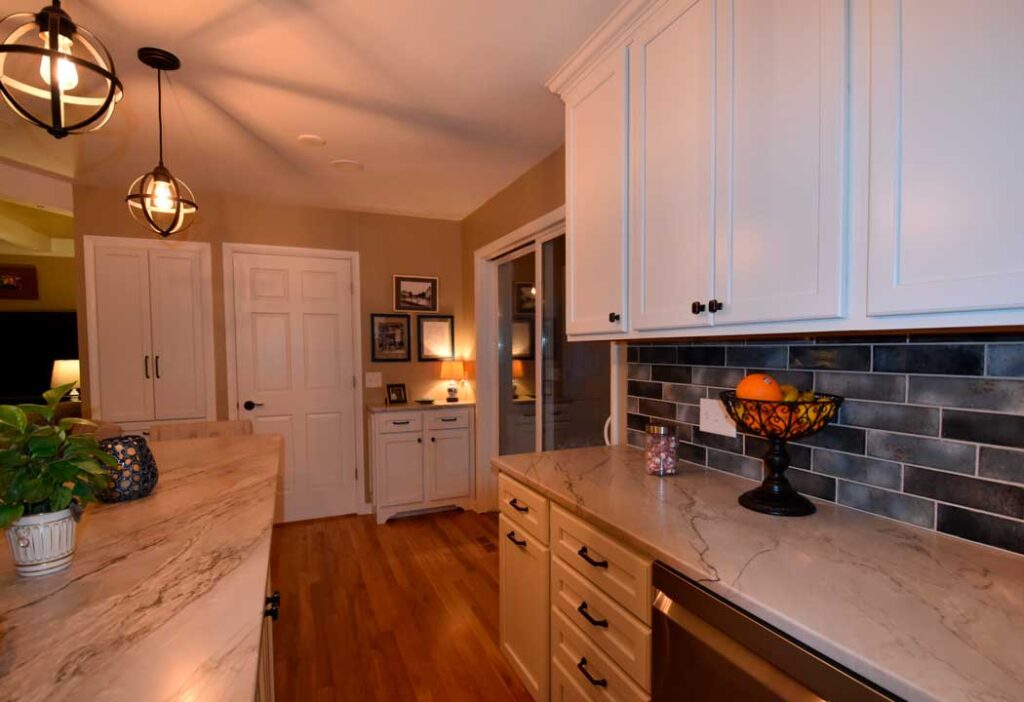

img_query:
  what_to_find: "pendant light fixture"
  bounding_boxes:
[125,48,197,238]
[0,0,122,138]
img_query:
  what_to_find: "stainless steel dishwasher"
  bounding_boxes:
[652,562,897,701]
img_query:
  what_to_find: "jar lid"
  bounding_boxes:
[646,424,671,435]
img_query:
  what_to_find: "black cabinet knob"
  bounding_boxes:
[266,590,281,607]
[691,301,706,315]
[708,299,724,313]
[264,591,281,621]
[608,312,621,323]
[243,400,264,411]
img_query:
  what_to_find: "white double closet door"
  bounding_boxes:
[228,246,362,523]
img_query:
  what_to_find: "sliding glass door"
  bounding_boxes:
[497,234,609,455]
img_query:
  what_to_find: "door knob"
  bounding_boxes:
[243,400,264,411]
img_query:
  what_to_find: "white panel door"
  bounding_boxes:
[868,0,1024,315]
[378,432,425,507]
[712,0,847,324]
[499,514,550,702]
[149,248,207,420]
[564,47,629,335]
[91,245,154,423]
[629,0,715,331]
[427,428,471,501]
[232,252,359,522]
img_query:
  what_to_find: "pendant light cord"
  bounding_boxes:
[157,70,164,166]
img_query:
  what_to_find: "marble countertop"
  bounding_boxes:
[0,434,282,702]
[493,446,1024,702]
[367,400,475,413]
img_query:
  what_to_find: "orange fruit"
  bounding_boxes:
[735,373,783,401]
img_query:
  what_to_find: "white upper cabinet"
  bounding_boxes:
[564,47,630,335]
[867,0,1024,316]
[629,0,715,331]
[712,0,847,325]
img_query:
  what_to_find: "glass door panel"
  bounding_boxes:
[498,251,537,455]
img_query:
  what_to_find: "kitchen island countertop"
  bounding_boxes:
[493,445,1024,702]
[0,434,282,702]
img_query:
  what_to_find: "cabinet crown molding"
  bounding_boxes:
[546,0,660,95]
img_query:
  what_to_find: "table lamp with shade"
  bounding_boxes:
[440,359,466,403]
[51,359,80,400]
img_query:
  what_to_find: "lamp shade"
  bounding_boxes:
[440,359,466,382]
[511,359,526,380]
[50,358,79,388]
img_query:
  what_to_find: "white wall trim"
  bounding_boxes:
[82,235,216,424]
[221,242,369,513]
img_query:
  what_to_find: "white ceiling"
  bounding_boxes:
[0,0,619,219]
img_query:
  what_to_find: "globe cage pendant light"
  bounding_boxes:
[0,0,122,138]
[125,48,197,238]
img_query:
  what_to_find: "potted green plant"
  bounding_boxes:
[0,383,115,577]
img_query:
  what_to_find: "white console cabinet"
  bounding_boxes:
[367,403,475,524]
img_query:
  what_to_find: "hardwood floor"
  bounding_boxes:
[270,510,534,701]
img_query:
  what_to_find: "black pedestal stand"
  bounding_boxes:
[738,438,815,517]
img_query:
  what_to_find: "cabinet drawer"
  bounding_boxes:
[425,408,470,430]
[499,474,550,545]
[551,608,650,702]
[379,412,422,433]
[551,557,651,690]
[551,506,652,624]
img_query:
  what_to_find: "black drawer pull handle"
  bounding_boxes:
[576,658,608,687]
[577,601,609,628]
[154,355,161,379]
[506,531,527,547]
[577,545,609,569]
[144,355,150,379]
[393,420,411,425]
[441,417,457,422]
[508,498,529,513]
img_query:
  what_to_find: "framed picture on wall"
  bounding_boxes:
[0,264,39,300]
[371,314,411,362]
[394,275,438,312]
[385,383,408,405]
[511,319,534,359]
[514,282,535,315]
[417,314,455,361]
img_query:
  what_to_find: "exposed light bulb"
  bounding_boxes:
[148,178,175,212]
[39,33,79,91]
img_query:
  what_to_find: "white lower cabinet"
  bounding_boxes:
[500,513,551,701]
[551,609,650,702]
[369,406,475,524]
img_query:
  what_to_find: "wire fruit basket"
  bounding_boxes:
[719,391,844,517]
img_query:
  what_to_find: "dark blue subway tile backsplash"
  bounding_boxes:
[627,331,1024,556]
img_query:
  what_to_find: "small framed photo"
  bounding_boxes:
[418,314,455,361]
[394,275,439,312]
[511,319,534,359]
[385,383,408,406]
[371,314,411,362]
[0,264,39,300]
[514,282,536,315]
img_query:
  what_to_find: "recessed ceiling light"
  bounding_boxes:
[330,159,364,172]
[297,134,326,146]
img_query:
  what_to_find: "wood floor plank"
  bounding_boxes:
[270,510,533,701]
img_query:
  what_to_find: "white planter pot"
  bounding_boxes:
[5,508,77,577]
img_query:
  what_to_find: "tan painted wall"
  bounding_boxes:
[0,254,76,311]
[459,144,565,354]
[72,184,469,420]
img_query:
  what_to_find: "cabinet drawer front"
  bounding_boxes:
[499,474,550,545]
[551,506,652,624]
[552,557,651,690]
[425,408,470,430]
[499,515,550,700]
[379,412,423,433]
[551,609,650,702]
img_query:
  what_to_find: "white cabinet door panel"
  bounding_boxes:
[629,0,715,331]
[149,249,206,420]
[428,428,471,501]
[92,246,154,423]
[377,433,424,507]
[712,0,847,325]
[868,0,1024,315]
[499,514,550,701]
[565,47,629,335]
